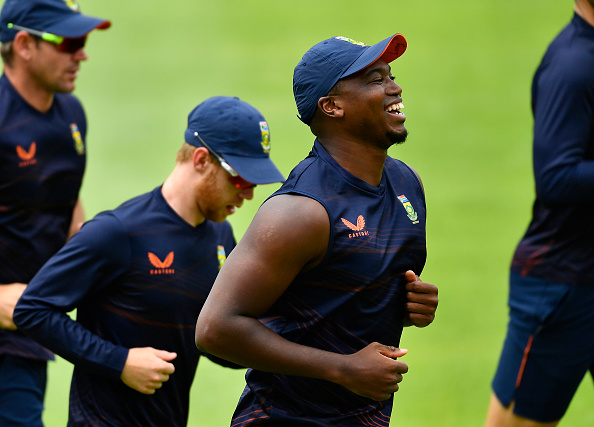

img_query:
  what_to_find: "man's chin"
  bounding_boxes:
[389,129,408,145]
[54,84,76,94]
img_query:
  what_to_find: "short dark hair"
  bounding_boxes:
[0,41,14,66]
[1,34,42,67]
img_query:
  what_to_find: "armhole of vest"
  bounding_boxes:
[313,196,334,271]
[401,161,425,197]
[268,190,335,272]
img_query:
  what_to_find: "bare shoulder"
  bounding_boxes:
[239,193,330,272]
[260,194,328,224]
[205,193,330,316]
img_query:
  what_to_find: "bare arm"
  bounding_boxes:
[68,199,85,240]
[0,283,27,330]
[196,194,409,401]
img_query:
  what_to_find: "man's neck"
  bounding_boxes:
[318,137,387,187]
[3,66,54,113]
[575,0,594,27]
[161,166,206,227]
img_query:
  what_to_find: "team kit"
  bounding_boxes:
[2,0,593,426]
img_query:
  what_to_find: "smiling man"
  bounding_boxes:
[0,0,110,425]
[195,35,439,426]
[13,96,284,426]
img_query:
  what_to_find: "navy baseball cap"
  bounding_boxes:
[184,96,285,185]
[0,0,111,43]
[293,34,407,125]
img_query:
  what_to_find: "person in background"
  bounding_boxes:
[485,1,594,426]
[0,0,110,425]
[13,96,285,426]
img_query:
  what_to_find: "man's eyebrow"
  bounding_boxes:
[364,64,391,77]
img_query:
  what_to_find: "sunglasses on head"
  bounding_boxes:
[193,132,255,190]
[7,23,87,53]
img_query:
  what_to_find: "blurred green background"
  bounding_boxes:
[38,0,593,426]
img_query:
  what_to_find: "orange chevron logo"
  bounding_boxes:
[341,215,369,239]
[16,143,37,167]
[341,215,365,231]
[148,252,175,275]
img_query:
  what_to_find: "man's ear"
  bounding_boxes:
[12,31,36,61]
[318,95,344,119]
[193,147,212,171]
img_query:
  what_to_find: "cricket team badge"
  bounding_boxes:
[217,245,227,269]
[259,121,271,153]
[335,36,367,47]
[398,195,419,224]
[70,123,85,155]
[63,0,80,11]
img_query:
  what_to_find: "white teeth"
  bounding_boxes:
[386,102,404,112]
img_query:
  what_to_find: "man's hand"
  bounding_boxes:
[337,343,408,401]
[403,270,438,328]
[0,283,27,330]
[121,347,177,394]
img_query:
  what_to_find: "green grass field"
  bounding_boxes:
[39,0,593,425]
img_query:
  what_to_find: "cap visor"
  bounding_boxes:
[342,34,407,79]
[225,155,285,185]
[45,14,111,37]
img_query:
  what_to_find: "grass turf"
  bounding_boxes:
[40,0,592,425]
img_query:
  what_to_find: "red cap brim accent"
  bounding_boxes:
[379,34,407,63]
[96,20,111,30]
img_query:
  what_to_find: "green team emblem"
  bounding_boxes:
[63,0,80,11]
[259,121,271,153]
[397,195,419,223]
[335,36,367,47]
[70,123,85,155]
[217,245,227,270]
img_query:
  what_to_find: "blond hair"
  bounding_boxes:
[176,142,197,163]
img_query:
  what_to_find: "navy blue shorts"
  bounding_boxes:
[0,355,47,427]
[491,273,594,422]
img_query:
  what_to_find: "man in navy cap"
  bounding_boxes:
[0,0,110,425]
[13,96,284,426]
[196,35,438,426]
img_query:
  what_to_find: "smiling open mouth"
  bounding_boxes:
[386,102,404,116]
